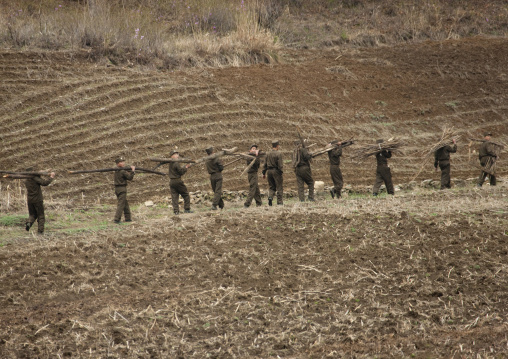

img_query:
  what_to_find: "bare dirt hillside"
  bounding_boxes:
[1,36,507,203]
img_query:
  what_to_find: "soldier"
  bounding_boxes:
[168,150,193,215]
[292,140,315,202]
[327,140,343,199]
[113,158,135,223]
[205,147,224,210]
[478,132,498,187]
[262,140,283,206]
[244,144,262,208]
[372,139,394,196]
[434,139,457,190]
[24,167,55,234]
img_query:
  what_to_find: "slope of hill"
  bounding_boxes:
[1,36,507,203]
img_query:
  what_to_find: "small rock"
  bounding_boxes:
[144,200,154,207]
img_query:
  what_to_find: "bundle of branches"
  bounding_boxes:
[68,167,166,176]
[410,127,460,181]
[311,139,355,158]
[416,127,460,157]
[352,138,403,161]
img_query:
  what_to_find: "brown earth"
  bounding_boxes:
[0,188,507,358]
[1,36,508,358]
[1,36,507,204]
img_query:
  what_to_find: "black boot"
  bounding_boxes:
[268,198,273,206]
[330,188,335,199]
[184,209,193,213]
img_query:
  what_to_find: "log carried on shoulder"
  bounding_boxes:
[68,167,166,176]
[188,147,239,167]
[2,174,35,179]
[149,157,196,164]
[239,151,267,176]
[0,170,52,176]
[311,139,354,158]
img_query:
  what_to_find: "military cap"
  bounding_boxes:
[271,140,279,148]
[376,139,384,144]
[25,166,35,172]
[205,147,213,155]
[170,150,179,157]
[250,144,258,149]
[115,157,125,164]
[484,132,493,137]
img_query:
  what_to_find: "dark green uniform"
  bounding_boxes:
[328,145,343,198]
[373,150,394,195]
[25,176,53,233]
[169,162,191,214]
[434,144,457,189]
[262,150,283,205]
[244,154,262,207]
[114,169,134,222]
[478,141,497,186]
[293,146,314,201]
[206,157,224,209]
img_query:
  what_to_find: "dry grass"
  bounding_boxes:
[1,186,508,357]
[0,0,280,69]
[1,0,506,68]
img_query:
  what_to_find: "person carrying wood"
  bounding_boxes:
[292,140,315,202]
[372,139,394,196]
[244,144,262,208]
[262,140,284,206]
[24,167,55,234]
[205,147,225,210]
[168,150,193,215]
[327,140,343,199]
[477,132,498,187]
[113,157,135,223]
[434,138,457,189]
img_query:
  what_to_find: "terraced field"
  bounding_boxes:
[1,37,507,203]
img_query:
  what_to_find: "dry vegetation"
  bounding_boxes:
[1,187,508,357]
[1,0,507,69]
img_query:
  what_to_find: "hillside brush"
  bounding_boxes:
[352,138,403,161]
[311,139,355,158]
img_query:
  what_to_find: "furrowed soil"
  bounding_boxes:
[1,36,508,358]
[1,189,507,358]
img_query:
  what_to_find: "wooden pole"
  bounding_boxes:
[2,174,33,179]
[149,157,196,164]
[311,140,354,158]
[68,167,166,176]
[0,170,51,176]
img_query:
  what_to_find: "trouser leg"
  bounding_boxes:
[170,185,180,213]
[27,202,37,228]
[114,191,126,222]
[245,173,260,206]
[373,170,384,194]
[35,202,45,233]
[274,172,283,204]
[296,172,305,201]
[382,167,394,195]
[211,174,223,208]
[267,171,276,200]
[440,162,451,189]
[490,174,496,186]
[330,166,343,196]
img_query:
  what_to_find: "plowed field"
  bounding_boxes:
[1,37,507,203]
[1,36,508,358]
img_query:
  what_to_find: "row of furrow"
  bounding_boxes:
[0,75,167,125]
[4,104,507,165]
[1,90,226,149]
[2,84,218,141]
